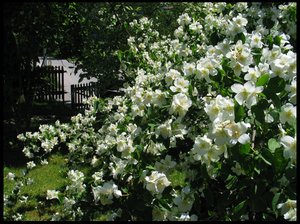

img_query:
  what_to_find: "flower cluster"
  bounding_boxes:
[9,2,297,221]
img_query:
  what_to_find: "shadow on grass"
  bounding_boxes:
[3,100,79,169]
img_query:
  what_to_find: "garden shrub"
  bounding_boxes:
[5,2,297,221]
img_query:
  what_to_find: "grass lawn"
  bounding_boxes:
[3,152,70,221]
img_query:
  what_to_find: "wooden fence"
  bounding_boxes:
[34,66,65,103]
[71,82,101,109]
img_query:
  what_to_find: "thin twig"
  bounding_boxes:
[251,129,256,149]
[108,2,140,52]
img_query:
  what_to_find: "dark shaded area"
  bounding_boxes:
[3,101,78,168]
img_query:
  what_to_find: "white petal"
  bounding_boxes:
[238,133,250,144]
[231,83,244,94]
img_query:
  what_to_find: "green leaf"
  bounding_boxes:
[98,102,105,112]
[274,35,281,47]
[268,76,285,93]
[93,100,99,111]
[203,188,214,207]
[272,193,281,212]
[256,181,266,196]
[268,138,281,153]
[145,165,155,170]
[200,163,211,183]
[57,193,64,204]
[256,74,269,87]
[271,93,281,110]
[234,101,244,122]
[271,148,289,178]
[210,31,219,45]
[263,213,275,221]
[225,174,238,190]
[254,197,267,212]
[251,105,265,124]
[260,148,273,165]
[232,200,247,221]
[270,109,280,123]
[239,142,250,155]
[267,35,273,45]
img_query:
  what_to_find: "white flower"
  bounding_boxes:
[231,162,245,176]
[109,158,127,179]
[51,212,61,221]
[63,197,75,211]
[170,77,189,93]
[283,208,297,221]
[67,170,84,182]
[249,31,263,48]
[91,156,99,168]
[152,207,167,221]
[174,26,184,38]
[173,196,193,212]
[225,121,251,146]
[262,44,281,63]
[26,161,36,169]
[17,133,26,141]
[209,117,231,145]
[277,200,297,216]
[192,134,212,158]
[6,172,15,181]
[201,146,224,166]
[244,66,261,83]
[161,155,177,169]
[156,121,172,139]
[145,171,171,195]
[216,38,232,55]
[12,213,22,221]
[233,13,248,27]
[92,181,122,205]
[92,171,104,183]
[285,78,297,104]
[183,62,196,76]
[226,41,252,76]
[204,95,234,122]
[153,89,168,107]
[26,178,35,186]
[280,103,296,126]
[40,159,48,166]
[169,93,192,118]
[231,81,263,109]
[196,58,219,82]
[177,13,191,26]
[46,190,60,200]
[116,134,127,152]
[280,135,297,160]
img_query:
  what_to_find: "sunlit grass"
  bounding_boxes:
[3,152,70,221]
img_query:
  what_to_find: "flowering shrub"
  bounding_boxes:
[5,2,296,221]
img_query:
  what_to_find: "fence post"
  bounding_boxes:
[62,66,65,104]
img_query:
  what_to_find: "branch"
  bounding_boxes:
[108,2,140,52]
[147,3,162,18]
[108,2,131,37]
[251,129,256,149]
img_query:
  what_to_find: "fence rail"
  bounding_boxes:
[34,66,65,103]
[71,82,101,109]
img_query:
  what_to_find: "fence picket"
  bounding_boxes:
[71,82,101,109]
[34,66,65,103]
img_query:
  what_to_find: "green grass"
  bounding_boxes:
[3,152,70,221]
